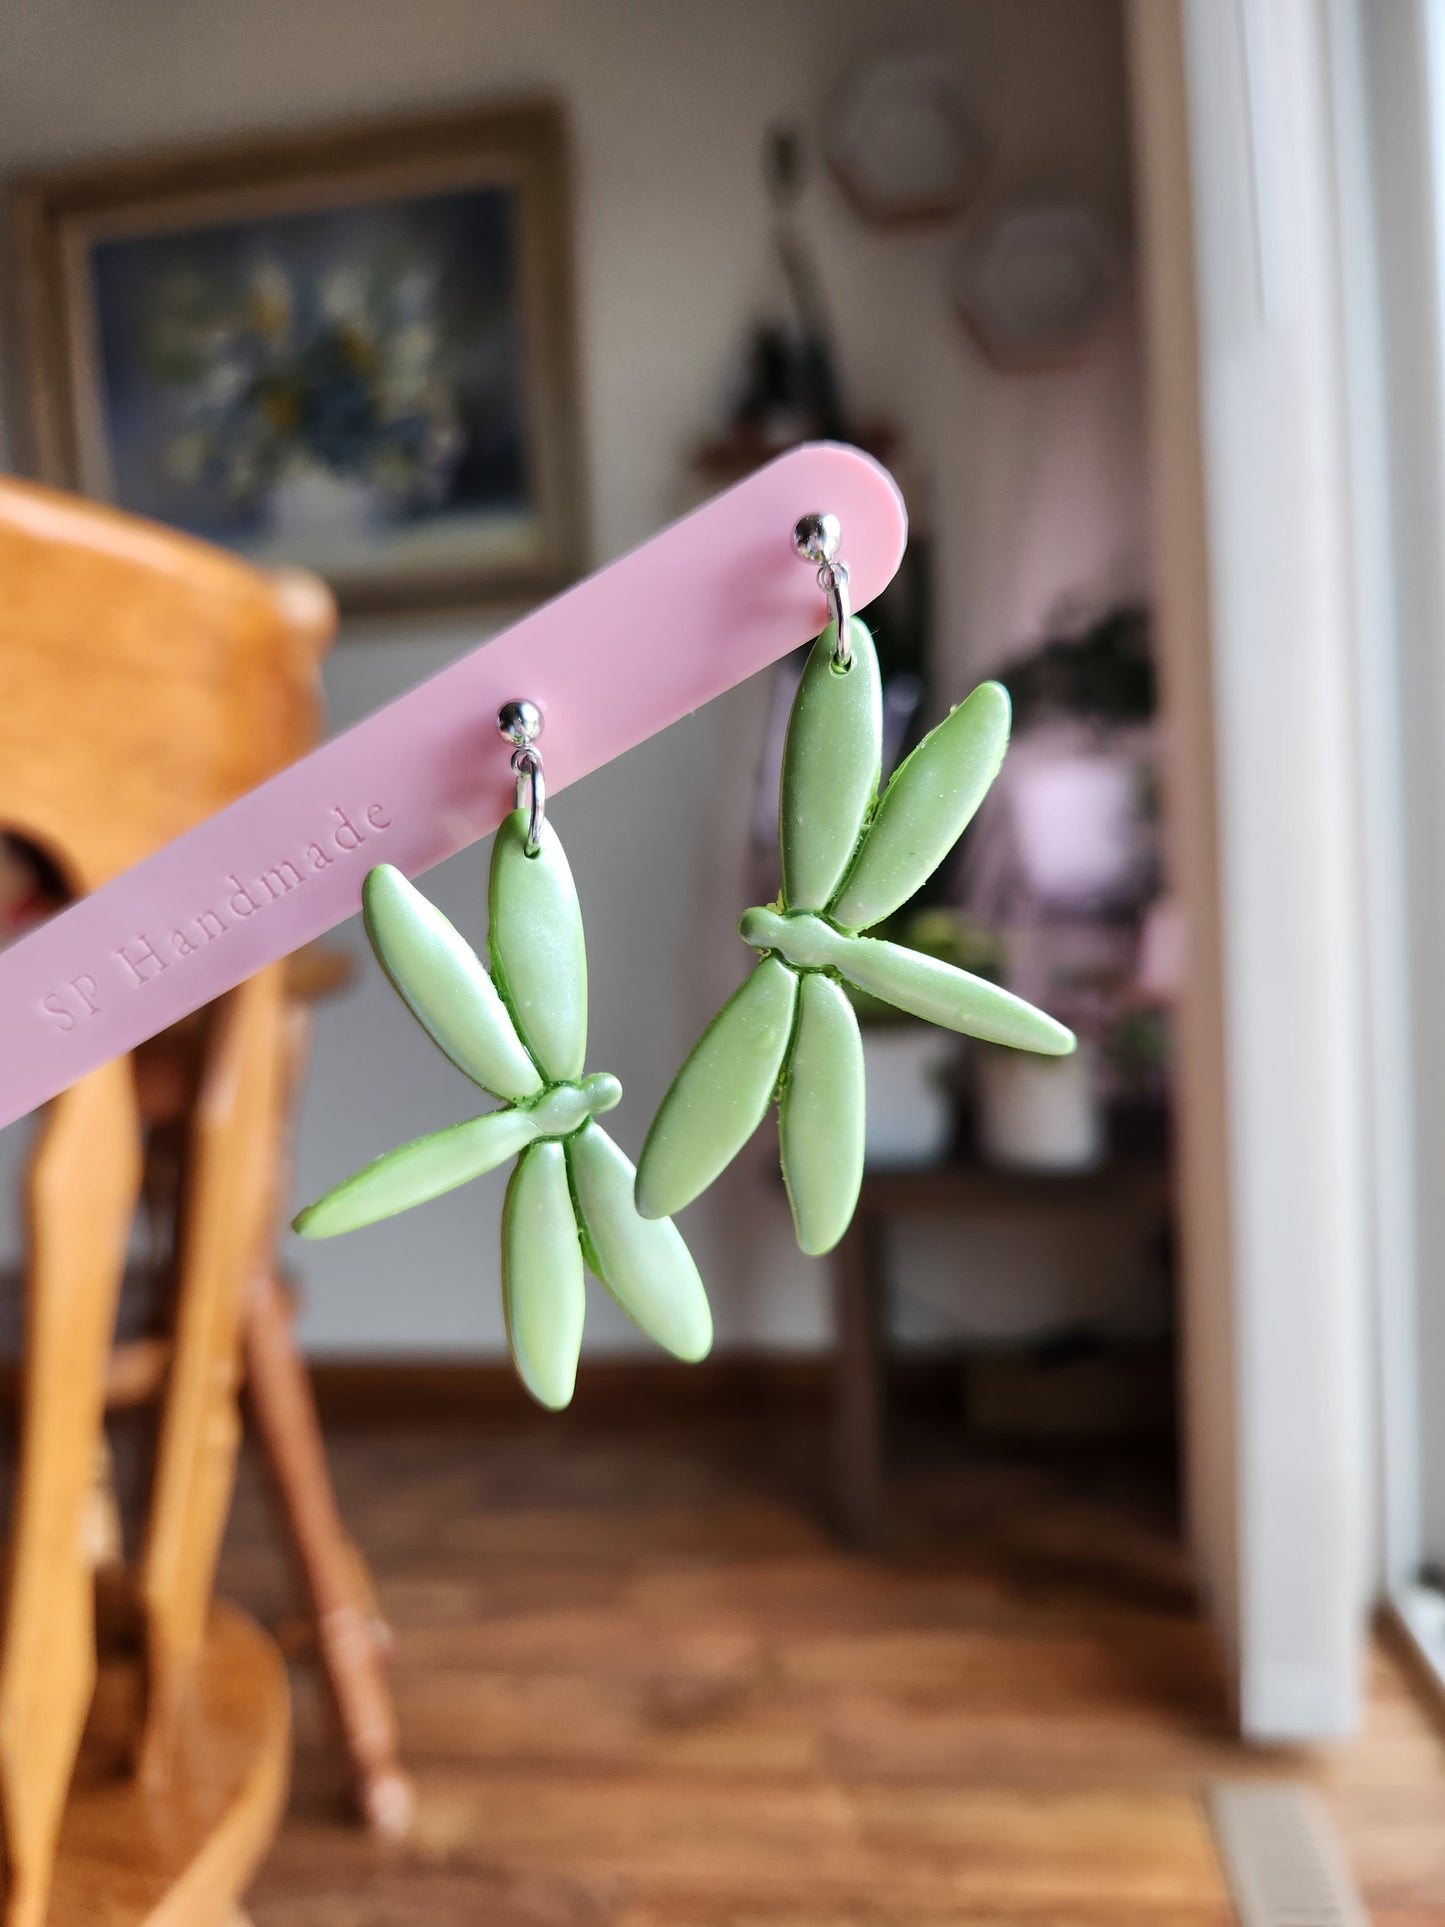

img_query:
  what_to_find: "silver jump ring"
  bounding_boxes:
[498,698,546,856]
[512,747,546,856]
[820,558,852,669]
[792,512,853,669]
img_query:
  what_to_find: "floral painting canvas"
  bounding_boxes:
[16,104,583,611]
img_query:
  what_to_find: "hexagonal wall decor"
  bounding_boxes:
[825,50,987,228]
[953,204,1125,373]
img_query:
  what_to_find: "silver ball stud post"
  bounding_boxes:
[792,512,841,567]
[498,698,543,749]
[498,700,546,855]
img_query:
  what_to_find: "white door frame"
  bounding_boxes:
[1344,0,1445,1662]
[1128,0,1375,1741]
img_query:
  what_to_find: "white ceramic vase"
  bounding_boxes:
[975,1039,1104,1173]
[861,1025,957,1169]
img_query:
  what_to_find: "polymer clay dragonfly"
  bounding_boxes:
[295,808,712,1409]
[635,616,1076,1256]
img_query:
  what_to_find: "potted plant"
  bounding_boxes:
[964,605,1165,1173]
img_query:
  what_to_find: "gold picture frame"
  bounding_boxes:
[11,100,586,615]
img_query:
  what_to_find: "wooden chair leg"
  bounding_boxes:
[832,1209,889,1552]
[244,1272,412,1838]
[0,1057,141,1927]
[140,969,285,1783]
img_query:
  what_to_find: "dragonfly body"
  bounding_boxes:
[636,618,1076,1256]
[739,905,1074,1052]
[295,811,712,1409]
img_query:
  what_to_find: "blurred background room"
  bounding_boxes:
[0,0,1443,1921]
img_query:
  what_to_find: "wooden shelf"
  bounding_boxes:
[855,1100,1172,1213]
[859,1149,1170,1216]
[692,421,902,488]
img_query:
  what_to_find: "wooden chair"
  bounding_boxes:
[0,478,403,1926]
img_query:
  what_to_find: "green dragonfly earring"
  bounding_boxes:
[294,700,713,1410]
[635,512,1076,1257]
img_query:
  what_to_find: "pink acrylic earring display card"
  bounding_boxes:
[0,443,907,1129]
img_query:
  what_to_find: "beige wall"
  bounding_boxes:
[0,0,1148,1355]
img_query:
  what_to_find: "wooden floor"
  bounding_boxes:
[216,1381,1445,1925]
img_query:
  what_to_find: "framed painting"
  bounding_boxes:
[11,101,586,613]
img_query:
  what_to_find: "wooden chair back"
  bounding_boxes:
[0,476,335,1927]
[0,476,329,893]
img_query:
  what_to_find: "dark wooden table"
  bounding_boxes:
[830,1109,1173,1548]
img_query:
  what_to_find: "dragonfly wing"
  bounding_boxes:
[835,935,1076,1054]
[363,864,541,1099]
[488,809,587,1082]
[634,956,799,1220]
[828,680,1011,932]
[502,1140,586,1410]
[293,1106,541,1239]
[778,972,865,1256]
[780,618,882,910]
[568,1123,713,1362]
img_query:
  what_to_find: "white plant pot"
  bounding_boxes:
[975,1041,1104,1173]
[862,1025,957,1169]
[1010,742,1152,910]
